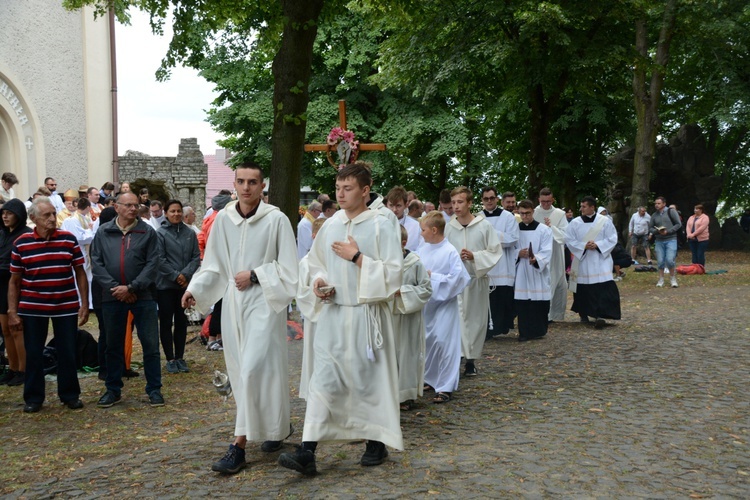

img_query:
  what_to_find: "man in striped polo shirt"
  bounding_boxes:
[8,197,89,413]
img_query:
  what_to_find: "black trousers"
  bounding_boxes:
[157,289,188,360]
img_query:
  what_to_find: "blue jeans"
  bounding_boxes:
[22,314,80,405]
[689,239,708,266]
[102,300,161,396]
[654,238,677,270]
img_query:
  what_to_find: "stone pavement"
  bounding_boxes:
[3,277,750,498]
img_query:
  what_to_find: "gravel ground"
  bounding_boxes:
[1,250,748,498]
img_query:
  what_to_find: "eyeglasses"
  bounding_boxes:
[482,196,497,201]
[518,211,534,216]
[117,202,139,209]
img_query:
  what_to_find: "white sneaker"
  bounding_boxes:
[656,278,664,287]
[671,277,678,288]
[613,276,622,282]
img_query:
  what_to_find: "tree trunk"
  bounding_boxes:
[629,0,677,222]
[528,83,549,201]
[270,0,325,232]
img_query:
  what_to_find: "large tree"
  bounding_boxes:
[629,0,678,219]
[65,0,325,225]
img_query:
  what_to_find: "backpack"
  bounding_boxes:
[44,329,99,374]
[676,263,705,275]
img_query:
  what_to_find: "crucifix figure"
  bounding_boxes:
[304,100,386,167]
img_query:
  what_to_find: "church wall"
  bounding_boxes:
[1,1,111,198]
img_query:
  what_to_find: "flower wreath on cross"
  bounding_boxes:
[326,127,360,170]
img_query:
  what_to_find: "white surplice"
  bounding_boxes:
[415,239,470,393]
[534,205,569,320]
[445,215,503,359]
[400,215,423,252]
[61,211,94,304]
[564,214,617,284]
[187,200,298,440]
[393,251,431,402]
[514,221,553,301]
[304,208,404,450]
[296,255,321,400]
[483,208,519,286]
[297,214,314,260]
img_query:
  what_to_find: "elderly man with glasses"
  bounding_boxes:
[91,192,163,408]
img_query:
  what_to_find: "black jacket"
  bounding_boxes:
[156,220,200,290]
[90,218,160,302]
[0,199,32,271]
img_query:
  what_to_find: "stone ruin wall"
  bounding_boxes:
[118,138,208,219]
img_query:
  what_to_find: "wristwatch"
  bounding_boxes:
[127,284,135,294]
[351,251,362,263]
[250,271,259,284]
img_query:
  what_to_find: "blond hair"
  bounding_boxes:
[421,210,446,234]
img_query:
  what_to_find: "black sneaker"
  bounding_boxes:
[594,318,606,329]
[7,371,24,386]
[278,446,317,475]
[463,364,477,377]
[148,391,165,407]
[65,399,84,410]
[123,368,140,378]
[97,391,121,408]
[0,370,15,385]
[261,423,295,452]
[211,444,246,474]
[23,402,42,413]
[360,441,388,466]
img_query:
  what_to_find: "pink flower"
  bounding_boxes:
[351,140,359,151]
[342,131,355,143]
[326,136,337,146]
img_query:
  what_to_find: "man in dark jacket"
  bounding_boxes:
[91,192,163,408]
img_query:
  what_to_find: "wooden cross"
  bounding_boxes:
[304,100,386,165]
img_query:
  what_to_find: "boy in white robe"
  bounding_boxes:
[182,163,298,475]
[393,225,432,410]
[297,218,326,400]
[445,187,502,377]
[564,196,621,329]
[533,188,568,322]
[515,200,554,341]
[279,162,403,475]
[416,211,470,403]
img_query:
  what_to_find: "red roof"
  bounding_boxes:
[204,149,235,208]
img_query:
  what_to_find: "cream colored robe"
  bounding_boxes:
[304,208,404,450]
[296,255,319,400]
[187,201,298,440]
[534,205,569,320]
[445,215,503,359]
[393,251,431,402]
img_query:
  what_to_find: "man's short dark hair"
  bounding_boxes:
[518,200,534,211]
[655,196,667,204]
[101,182,115,191]
[336,162,372,188]
[87,186,99,195]
[140,188,149,195]
[481,186,497,197]
[44,177,55,184]
[2,172,18,185]
[76,198,91,210]
[236,162,265,179]
[218,189,233,196]
[539,187,553,197]
[386,186,408,205]
[439,189,452,204]
[501,191,516,200]
[150,200,163,208]
[581,196,597,207]
[322,199,335,211]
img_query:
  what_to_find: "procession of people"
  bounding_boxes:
[0,162,719,478]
